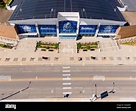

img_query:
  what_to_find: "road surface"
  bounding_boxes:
[0,65,136,101]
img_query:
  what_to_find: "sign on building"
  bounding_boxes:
[16,24,36,33]
[99,25,119,33]
[38,25,57,34]
[79,25,97,34]
[59,21,77,33]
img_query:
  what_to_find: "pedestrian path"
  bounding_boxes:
[59,41,77,54]
[0,37,136,65]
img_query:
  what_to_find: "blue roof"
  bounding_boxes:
[9,0,125,21]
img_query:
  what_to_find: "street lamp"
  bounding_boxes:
[95,84,98,98]
[109,82,115,93]
[28,81,31,88]
[1,93,4,99]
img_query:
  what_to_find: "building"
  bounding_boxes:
[8,0,126,40]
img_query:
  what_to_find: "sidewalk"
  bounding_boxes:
[0,38,136,66]
[1,97,136,102]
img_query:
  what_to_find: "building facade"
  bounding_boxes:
[8,0,126,40]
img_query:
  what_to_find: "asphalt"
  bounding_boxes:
[0,65,136,101]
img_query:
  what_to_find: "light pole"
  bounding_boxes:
[28,81,31,88]
[1,93,4,99]
[95,84,97,98]
[109,82,115,93]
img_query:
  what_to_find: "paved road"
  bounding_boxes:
[0,65,136,101]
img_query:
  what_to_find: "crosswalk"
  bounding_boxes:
[62,66,72,96]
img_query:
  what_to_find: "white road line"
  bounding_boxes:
[63,92,72,94]
[22,71,32,72]
[100,70,110,72]
[63,70,70,72]
[63,87,71,89]
[62,67,70,69]
[63,78,71,80]
[63,83,71,85]
[130,70,136,72]
[63,74,70,76]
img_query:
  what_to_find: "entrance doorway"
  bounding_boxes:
[59,35,77,40]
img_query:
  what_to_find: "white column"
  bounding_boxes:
[56,21,59,40]
[35,21,40,37]
[94,23,101,37]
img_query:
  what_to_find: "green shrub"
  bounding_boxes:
[54,43,59,49]
[6,0,12,4]
[77,43,82,49]
[0,1,6,9]
[86,45,90,50]
[46,46,49,49]
[91,42,98,45]
[0,44,13,49]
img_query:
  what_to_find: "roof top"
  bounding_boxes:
[121,0,136,11]
[9,0,125,22]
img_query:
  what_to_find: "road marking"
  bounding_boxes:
[22,71,32,72]
[63,87,71,89]
[63,74,70,76]
[63,78,71,80]
[62,67,70,69]
[1,77,136,82]
[63,83,71,85]
[63,70,70,72]
[51,63,54,66]
[63,92,72,94]
[51,90,54,93]
[100,70,110,72]
[130,70,136,72]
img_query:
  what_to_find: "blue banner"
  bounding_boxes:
[16,24,36,33]
[79,25,97,34]
[38,25,57,34]
[98,25,119,33]
[59,21,77,33]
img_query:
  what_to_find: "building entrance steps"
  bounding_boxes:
[59,41,77,54]
[15,38,37,52]
[99,39,120,52]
